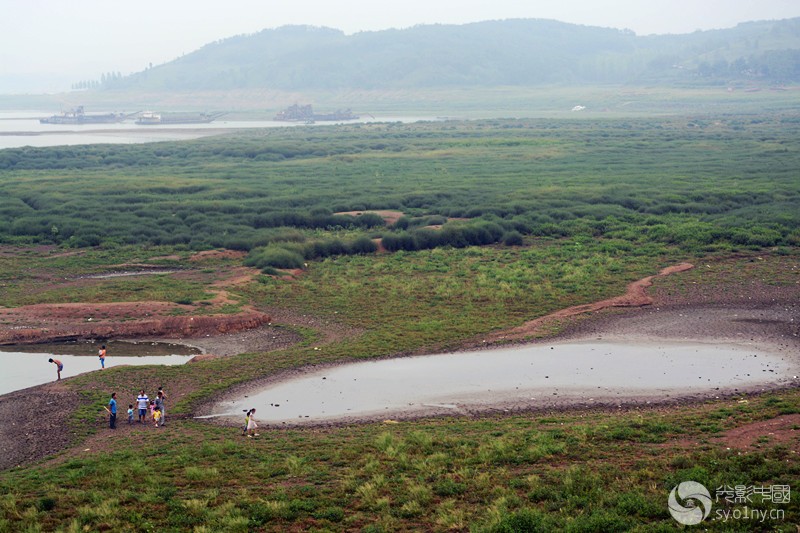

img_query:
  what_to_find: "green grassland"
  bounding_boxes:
[2,392,799,532]
[0,112,799,531]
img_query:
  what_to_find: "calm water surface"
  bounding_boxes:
[0,341,198,395]
[0,111,437,149]
[207,340,797,424]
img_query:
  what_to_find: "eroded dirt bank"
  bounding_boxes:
[0,302,272,345]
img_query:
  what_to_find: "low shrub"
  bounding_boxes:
[245,246,305,270]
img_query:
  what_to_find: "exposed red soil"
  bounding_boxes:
[372,238,387,253]
[274,268,304,280]
[0,304,270,345]
[425,218,470,230]
[0,264,270,346]
[188,249,247,262]
[719,414,800,452]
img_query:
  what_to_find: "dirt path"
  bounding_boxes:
[484,263,695,343]
[719,414,800,451]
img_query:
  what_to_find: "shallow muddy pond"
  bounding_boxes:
[1,339,201,358]
[0,340,199,395]
[207,340,796,424]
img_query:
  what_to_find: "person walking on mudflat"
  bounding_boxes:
[136,390,149,424]
[243,408,259,437]
[98,345,107,369]
[48,358,63,381]
[106,392,117,429]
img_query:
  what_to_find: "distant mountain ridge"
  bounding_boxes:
[107,18,800,91]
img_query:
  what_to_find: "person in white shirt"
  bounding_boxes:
[136,390,149,424]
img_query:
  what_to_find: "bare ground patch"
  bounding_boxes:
[718,414,800,452]
[335,210,404,225]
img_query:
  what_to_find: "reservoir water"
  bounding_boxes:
[0,111,437,149]
[0,340,198,395]
[206,340,797,424]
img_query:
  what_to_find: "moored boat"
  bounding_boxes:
[39,106,126,125]
[274,104,358,122]
[135,111,226,125]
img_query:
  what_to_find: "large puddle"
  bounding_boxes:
[0,340,199,395]
[207,341,797,424]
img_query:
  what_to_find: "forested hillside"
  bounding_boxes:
[100,18,800,91]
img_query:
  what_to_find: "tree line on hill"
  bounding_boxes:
[93,18,800,92]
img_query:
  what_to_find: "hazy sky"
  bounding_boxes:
[2,0,799,93]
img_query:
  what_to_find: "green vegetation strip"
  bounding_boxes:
[2,391,798,531]
[0,117,798,257]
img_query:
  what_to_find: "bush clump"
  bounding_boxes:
[502,231,524,246]
[349,236,378,254]
[245,245,305,270]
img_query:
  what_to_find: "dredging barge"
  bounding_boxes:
[135,111,227,125]
[274,104,358,122]
[39,106,127,124]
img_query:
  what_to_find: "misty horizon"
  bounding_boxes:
[2,0,800,94]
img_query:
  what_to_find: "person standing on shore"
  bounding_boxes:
[107,392,117,429]
[158,386,167,425]
[48,358,63,381]
[136,390,149,424]
[154,391,166,427]
[98,345,107,369]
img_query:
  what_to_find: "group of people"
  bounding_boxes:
[40,343,175,431]
[106,387,167,429]
[48,344,108,381]
[107,389,258,436]
[50,344,251,437]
